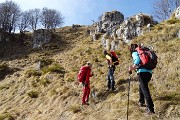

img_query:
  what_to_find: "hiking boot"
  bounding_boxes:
[111,87,116,91]
[82,102,89,106]
[146,108,155,115]
[138,102,145,107]
[106,88,110,91]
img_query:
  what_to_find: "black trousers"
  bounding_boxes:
[138,72,154,112]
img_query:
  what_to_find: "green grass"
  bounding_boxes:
[25,70,42,77]
[27,91,39,98]
[42,64,65,74]
[0,113,14,120]
[40,78,51,86]
[39,58,53,68]
[166,19,180,24]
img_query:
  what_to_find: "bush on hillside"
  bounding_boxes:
[40,78,51,86]
[42,64,65,75]
[27,91,39,98]
[166,19,180,24]
[25,70,42,78]
[38,58,53,68]
[0,113,14,120]
[0,64,14,80]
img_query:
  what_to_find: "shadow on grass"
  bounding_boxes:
[156,93,180,101]
[116,77,137,86]
[96,78,137,102]
[0,29,76,61]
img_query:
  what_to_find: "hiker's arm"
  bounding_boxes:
[90,70,93,77]
[129,64,138,71]
[106,55,113,64]
[129,52,140,71]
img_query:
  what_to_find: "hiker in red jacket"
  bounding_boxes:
[82,62,93,105]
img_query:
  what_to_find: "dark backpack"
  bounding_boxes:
[110,51,119,65]
[136,46,157,70]
[77,66,88,82]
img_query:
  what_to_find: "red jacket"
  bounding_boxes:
[84,66,93,84]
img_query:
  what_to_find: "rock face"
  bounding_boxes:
[117,13,155,43]
[33,29,52,49]
[100,10,124,32]
[178,29,180,38]
[175,6,180,19]
[90,11,156,50]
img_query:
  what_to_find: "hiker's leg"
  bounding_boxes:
[139,84,145,104]
[109,67,115,90]
[107,68,111,89]
[82,86,87,103]
[85,84,90,102]
[138,72,154,112]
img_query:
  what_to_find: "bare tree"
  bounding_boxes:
[29,9,40,31]
[152,0,180,21]
[0,0,21,33]
[18,11,31,33]
[169,0,180,8]
[40,7,63,29]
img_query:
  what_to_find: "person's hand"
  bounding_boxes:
[128,66,134,74]
[91,71,94,76]
[128,66,133,71]
[129,65,137,71]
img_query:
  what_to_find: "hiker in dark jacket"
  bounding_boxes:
[82,62,93,105]
[128,44,155,114]
[103,50,118,91]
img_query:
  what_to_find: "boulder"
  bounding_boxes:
[175,6,180,19]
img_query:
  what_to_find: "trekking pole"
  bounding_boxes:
[127,71,132,120]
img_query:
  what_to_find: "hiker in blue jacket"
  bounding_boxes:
[128,44,155,114]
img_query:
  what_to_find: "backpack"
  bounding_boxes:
[136,46,157,70]
[110,51,119,65]
[77,66,88,82]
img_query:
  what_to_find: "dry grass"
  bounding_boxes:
[0,22,179,120]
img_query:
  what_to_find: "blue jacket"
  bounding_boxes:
[132,51,152,74]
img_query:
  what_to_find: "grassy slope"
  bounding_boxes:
[0,20,179,120]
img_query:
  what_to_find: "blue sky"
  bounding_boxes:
[1,0,155,26]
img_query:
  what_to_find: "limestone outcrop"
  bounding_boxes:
[175,6,180,19]
[33,29,52,49]
[90,11,156,50]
